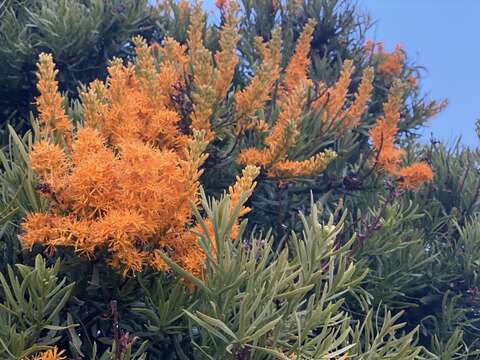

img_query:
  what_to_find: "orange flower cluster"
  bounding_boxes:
[19,40,202,276]
[313,60,374,129]
[23,128,209,275]
[198,165,260,251]
[29,347,66,360]
[369,81,433,189]
[36,54,72,146]
[397,162,433,189]
[238,19,338,178]
[188,1,240,139]
[235,28,282,133]
[407,75,418,88]
[82,37,189,150]
[365,40,404,78]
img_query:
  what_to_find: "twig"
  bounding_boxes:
[111,300,121,360]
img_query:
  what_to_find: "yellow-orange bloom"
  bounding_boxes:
[215,0,227,8]
[371,42,404,78]
[282,19,316,94]
[238,20,336,181]
[36,53,72,145]
[30,347,66,360]
[264,21,315,151]
[235,28,282,132]
[369,81,404,173]
[369,81,434,189]
[269,149,337,178]
[213,0,240,101]
[378,44,404,78]
[313,59,354,119]
[29,141,68,191]
[344,66,374,127]
[228,165,260,216]
[397,162,433,189]
[23,51,210,276]
[188,4,215,137]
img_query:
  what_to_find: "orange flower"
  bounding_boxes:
[228,165,260,216]
[187,2,240,139]
[407,76,418,88]
[23,50,210,276]
[312,61,374,130]
[29,141,68,191]
[369,81,404,173]
[268,150,337,178]
[261,21,317,158]
[282,19,316,95]
[215,0,227,8]
[376,43,404,78]
[369,81,434,189]
[30,347,66,360]
[397,162,433,189]
[344,67,374,127]
[213,0,240,101]
[237,20,335,181]
[313,59,354,119]
[235,28,282,133]
[36,53,72,146]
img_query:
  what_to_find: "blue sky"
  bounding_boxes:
[359,0,480,147]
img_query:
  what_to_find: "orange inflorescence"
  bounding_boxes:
[369,81,433,189]
[36,54,72,146]
[215,0,227,8]
[366,41,404,78]
[313,59,354,117]
[22,46,212,277]
[344,66,375,127]
[82,37,188,150]
[239,20,314,163]
[235,28,282,133]
[407,75,418,88]
[213,0,240,101]
[378,43,404,78]
[238,19,337,179]
[369,81,405,174]
[397,162,433,189]
[22,128,208,275]
[188,1,240,139]
[269,150,337,179]
[227,165,260,217]
[313,61,374,129]
[30,347,66,360]
[196,165,260,256]
[281,18,316,94]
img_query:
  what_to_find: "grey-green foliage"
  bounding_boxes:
[427,141,480,218]
[0,254,74,359]
[353,198,433,309]
[146,191,430,359]
[0,125,46,271]
[87,340,149,360]
[455,216,480,288]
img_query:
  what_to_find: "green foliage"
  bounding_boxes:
[0,255,74,359]
[0,124,47,271]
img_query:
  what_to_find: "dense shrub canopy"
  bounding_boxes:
[0,0,478,359]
